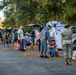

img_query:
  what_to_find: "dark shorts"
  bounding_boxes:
[14,37,18,42]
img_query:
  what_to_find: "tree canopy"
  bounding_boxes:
[0,0,76,28]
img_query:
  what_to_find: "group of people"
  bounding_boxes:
[40,25,59,58]
[40,24,74,65]
[0,24,75,65]
[13,25,36,51]
[0,32,13,47]
[0,25,35,50]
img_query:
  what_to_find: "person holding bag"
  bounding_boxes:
[18,25,24,51]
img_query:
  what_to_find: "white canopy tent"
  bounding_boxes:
[46,21,65,49]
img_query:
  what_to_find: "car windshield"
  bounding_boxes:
[71,27,76,33]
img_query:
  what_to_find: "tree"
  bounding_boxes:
[0,0,76,29]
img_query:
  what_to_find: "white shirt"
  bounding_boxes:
[18,29,24,39]
[49,27,56,37]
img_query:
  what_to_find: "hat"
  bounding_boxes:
[64,24,70,28]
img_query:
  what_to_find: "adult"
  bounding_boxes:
[38,27,44,51]
[12,26,18,44]
[30,27,35,50]
[40,25,51,58]
[13,29,18,49]
[18,25,24,51]
[61,25,73,65]
[4,33,9,47]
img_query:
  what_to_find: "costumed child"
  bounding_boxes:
[48,38,56,57]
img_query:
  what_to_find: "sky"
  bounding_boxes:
[0,11,4,19]
[0,0,4,20]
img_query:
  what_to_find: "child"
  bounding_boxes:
[48,38,56,57]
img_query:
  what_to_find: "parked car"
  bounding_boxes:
[71,26,76,49]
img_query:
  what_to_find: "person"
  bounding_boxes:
[4,33,9,47]
[40,25,51,58]
[38,33,40,51]
[18,25,24,51]
[30,27,35,50]
[23,36,27,51]
[2,31,6,46]
[13,30,18,49]
[38,27,44,51]
[61,25,73,65]
[12,26,18,44]
[8,33,12,46]
[48,38,56,57]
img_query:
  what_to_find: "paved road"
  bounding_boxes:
[0,44,76,75]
